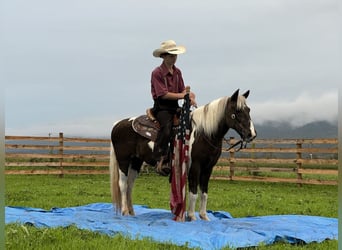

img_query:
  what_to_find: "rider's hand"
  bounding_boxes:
[189,92,197,108]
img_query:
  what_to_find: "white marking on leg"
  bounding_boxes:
[118,169,129,215]
[127,167,138,215]
[199,192,210,221]
[187,192,198,221]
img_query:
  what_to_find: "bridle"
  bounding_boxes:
[226,138,248,152]
[224,112,251,152]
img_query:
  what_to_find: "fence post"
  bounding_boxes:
[229,137,235,181]
[59,132,64,178]
[296,140,303,186]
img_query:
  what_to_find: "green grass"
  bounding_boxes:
[213,162,338,182]
[6,224,192,250]
[5,173,338,249]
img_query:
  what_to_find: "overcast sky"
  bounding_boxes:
[3,0,340,137]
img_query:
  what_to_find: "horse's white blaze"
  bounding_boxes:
[188,192,198,220]
[250,120,256,138]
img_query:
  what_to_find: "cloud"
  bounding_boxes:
[3,0,340,137]
[5,91,338,137]
[251,91,338,127]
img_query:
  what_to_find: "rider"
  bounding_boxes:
[151,40,197,172]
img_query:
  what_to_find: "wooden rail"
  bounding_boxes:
[215,137,338,185]
[5,133,110,176]
[5,134,338,185]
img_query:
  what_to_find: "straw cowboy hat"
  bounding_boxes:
[153,40,186,58]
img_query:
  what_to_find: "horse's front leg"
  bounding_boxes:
[118,170,129,215]
[127,167,139,215]
[199,192,209,221]
[188,191,198,221]
[187,164,199,221]
[199,171,211,221]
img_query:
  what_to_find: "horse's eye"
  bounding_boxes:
[231,114,236,119]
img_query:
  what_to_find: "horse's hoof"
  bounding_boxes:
[155,156,171,176]
[156,166,171,176]
[122,210,130,216]
[199,214,210,221]
[187,214,197,221]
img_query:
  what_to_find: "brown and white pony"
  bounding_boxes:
[109,89,256,220]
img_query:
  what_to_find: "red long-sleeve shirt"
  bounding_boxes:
[151,63,185,100]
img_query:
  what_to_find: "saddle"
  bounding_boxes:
[132,108,180,141]
[132,113,159,141]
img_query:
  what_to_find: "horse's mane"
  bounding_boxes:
[191,95,247,137]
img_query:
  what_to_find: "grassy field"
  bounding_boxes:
[5,173,338,249]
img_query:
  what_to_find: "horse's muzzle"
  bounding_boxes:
[246,132,257,143]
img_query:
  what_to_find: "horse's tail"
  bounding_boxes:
[109,140,121,214]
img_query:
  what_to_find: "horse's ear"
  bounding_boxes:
[231,89,239,103]
[243,90,250,99]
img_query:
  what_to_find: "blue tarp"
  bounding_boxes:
[5,203,337,249]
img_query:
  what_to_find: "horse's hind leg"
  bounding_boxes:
[118,169,129,215]
[127,167,139,215]
[126,157,143,215]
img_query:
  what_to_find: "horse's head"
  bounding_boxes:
[227,89,257,144]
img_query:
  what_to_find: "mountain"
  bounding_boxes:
[252,120,338,139]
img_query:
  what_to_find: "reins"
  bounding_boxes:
[225,138,248,152]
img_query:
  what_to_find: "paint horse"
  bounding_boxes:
[109,89,256,220]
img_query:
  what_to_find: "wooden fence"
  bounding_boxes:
[214,137,338,186]
[4,134,338,185]
[5,133,109,175]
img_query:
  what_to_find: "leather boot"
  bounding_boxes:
[156,156,171,176]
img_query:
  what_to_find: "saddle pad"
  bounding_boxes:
[132,115,159,141]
